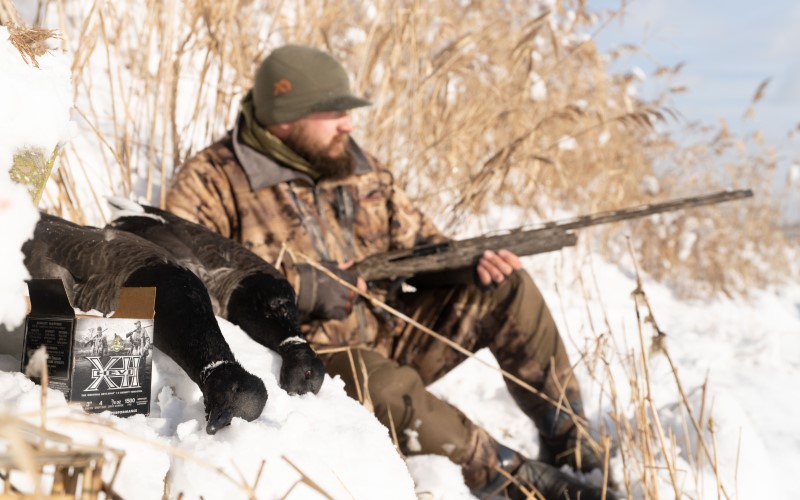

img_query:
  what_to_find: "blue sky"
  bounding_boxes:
[590,0,799,161]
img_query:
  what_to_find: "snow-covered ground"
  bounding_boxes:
[2,17,799,500]
[0,322,415,498]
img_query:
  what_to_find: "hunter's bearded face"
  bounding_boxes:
[283,111,355,181]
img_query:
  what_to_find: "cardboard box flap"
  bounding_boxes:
[112,287,156,320]
[26,279,74,317]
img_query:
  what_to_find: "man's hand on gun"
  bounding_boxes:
[476,249,521,287]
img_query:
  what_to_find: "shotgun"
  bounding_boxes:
[354,189,753,281]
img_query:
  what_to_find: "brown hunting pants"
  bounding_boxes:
[323,270,583,488]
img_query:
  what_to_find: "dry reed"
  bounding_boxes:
[35,0,793,294]
[5,24,59,67]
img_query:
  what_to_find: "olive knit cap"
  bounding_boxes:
[252,44,371,125]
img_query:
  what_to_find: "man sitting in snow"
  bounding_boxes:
[166,44,613,498]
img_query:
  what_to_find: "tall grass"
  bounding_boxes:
[35,0,793,295]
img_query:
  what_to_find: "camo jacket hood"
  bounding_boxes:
[165,119,445,350]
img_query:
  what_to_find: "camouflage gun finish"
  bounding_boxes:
[354,189,753,281]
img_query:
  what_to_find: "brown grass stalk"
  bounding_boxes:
[490,464,543,500]
[625,236,732,499]
[0,0,21,25]
[626,237,680,498]
[385,407,401,455]
[345,347,364,406]
[281,455,337,500]
[49,414,253,494]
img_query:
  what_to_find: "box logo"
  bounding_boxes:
[85,355,142,391]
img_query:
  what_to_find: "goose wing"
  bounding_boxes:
[24,213,171,312]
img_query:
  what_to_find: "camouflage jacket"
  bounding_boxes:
[165,121,445,351]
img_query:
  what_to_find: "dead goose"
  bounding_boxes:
[22,213,267,434]
[106,197,324,396]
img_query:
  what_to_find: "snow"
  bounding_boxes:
[2,12,800,500]
[630,66,647,82]
[0,26,74,172]
[529,71,548,102]
[789,164,800,185]
[557,135,578,151]
[0,25,73,329]
[0,175,38,329]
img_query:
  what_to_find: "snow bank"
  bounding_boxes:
[0,26,72,329]
[0,318,416,498]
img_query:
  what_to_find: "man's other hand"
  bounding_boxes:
[476,249,521,287]
[312,261,363,320]
[297,261,366,321]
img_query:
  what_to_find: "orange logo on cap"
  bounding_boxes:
[274,79,293,96]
